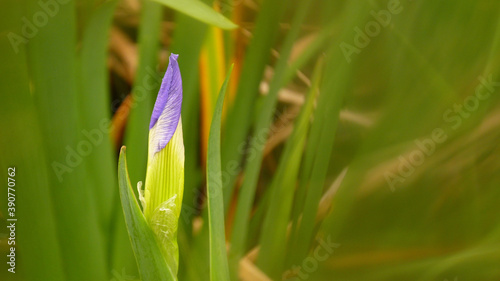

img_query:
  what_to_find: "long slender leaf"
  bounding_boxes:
[79,0,118,231]
[118,147,176,281]
[257,57,322,278]
[207,65,233,281]
[282,20,338,87]
[221,0,287,211]
[152,0,237,30]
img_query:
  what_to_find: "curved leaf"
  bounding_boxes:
[118,147,176,281]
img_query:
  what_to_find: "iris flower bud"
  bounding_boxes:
[139,53,184,275]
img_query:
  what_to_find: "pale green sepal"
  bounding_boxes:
[150,196,179,276]
[144,119,185,274]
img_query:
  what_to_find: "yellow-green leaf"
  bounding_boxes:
[152,0,237,30]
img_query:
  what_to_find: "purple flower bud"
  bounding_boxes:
[149,54,183,156]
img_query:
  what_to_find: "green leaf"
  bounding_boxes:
[289,2,370,264]
[282,20,337,87]
[152,0,237,29]
[25,0,108,279]
[118,147,176,281]
[172,12,208,230]
[228,1,310,277]
[207,65,234,281]
[0,2,65,279]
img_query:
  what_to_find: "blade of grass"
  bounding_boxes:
[250,21,340,249]
[286,13,345,250]
[25,0,108,279]
[152,0,237,29]
[288,1,369,264]
[207,65,234,281]
[256,57,322,278]
[221,0,287,211]
[228,1,311,277]
[118,147,176,281]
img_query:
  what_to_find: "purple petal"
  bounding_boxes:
[149,53,182,154]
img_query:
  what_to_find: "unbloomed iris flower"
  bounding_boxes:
[138,53,184,275]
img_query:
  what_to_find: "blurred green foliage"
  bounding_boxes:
[1,0,500,280]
